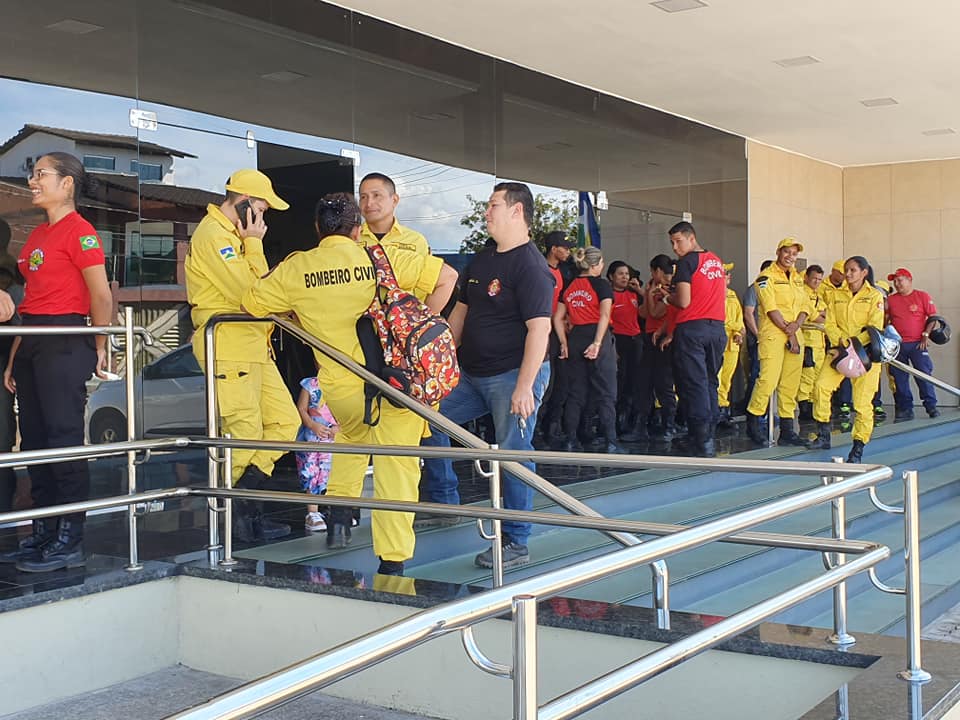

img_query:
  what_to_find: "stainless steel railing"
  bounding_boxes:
[0,309,154,568]
[203,314,673,628]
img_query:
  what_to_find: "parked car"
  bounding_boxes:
[86,344,207,443]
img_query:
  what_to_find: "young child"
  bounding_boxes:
[295,376,339,532]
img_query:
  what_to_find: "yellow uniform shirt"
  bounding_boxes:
[824,281,885,348]
[359,220,430,257]
[185,204,273,364]
[723,288,744,350]
[241,234,443,387]
[756,263,812,342]
[801,283,827,347]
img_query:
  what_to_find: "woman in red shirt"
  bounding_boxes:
[607,261,643,437]
[553,247,624,454]
[0,152,111,572]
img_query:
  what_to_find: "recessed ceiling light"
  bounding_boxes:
[860,97,898,108]
[45,19,104,35]
[774,55,821,68]
[260,70,307,83]
[412,111,456,121]
[535,141,573,151]
[650,0,707,12]
[922,128,956,136]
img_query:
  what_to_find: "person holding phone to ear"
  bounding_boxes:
[184,169,300,544]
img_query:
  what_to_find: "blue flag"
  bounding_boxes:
[577,192,601,248]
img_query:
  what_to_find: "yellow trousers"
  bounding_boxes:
[747,334,803,419]
[813,362,882,443]
[717,345,740,408]
[214,360,300,483]
[323,378,427,563]
[797,344,826,403]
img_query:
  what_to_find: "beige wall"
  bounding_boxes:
[844,160,960,397]
[747,140,843,280]
[748,144,958,400]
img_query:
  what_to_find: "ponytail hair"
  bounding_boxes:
[315,192,361,239]
[572,246,603,273]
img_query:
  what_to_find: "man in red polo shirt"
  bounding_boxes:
[659,222,726,457]
[886,267,940,419]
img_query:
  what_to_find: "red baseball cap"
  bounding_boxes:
[887,268,912,281]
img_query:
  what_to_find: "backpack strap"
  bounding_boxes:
[366,244,400,292]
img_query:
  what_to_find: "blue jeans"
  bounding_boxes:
[422,362,550,546]
[891,341,937,411]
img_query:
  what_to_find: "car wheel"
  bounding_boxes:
[89,409,128,444]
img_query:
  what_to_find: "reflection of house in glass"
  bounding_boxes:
[0,124,222,348]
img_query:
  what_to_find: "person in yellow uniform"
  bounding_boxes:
[745,238,811,446]
[807,256,885,464]
[820,259,854,421]
[241,193,457,576]
[717,263,743,426]
[797,264,827,420]
[184,169,300,542]
[358,173,430,257]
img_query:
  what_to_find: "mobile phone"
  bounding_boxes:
[235,199,253,228]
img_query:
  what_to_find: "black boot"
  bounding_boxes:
[0,518,55,564]
[620,416,649,443]
[798,400,813,421]
[690,423,716,458]
[847,440,865,464]
[806,422,832,450]
[235,464,290,541]
[326,506,353,549]
[778,418,805,446]
[745,412,767,445]
[377,557,405,576]
[16,518,84,573]
[716,406,732,428]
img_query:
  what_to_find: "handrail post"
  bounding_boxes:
[205,323,222,563]
[490,444,504,588]
[513,594,538,720]
[766,390,777,446]
[898,469,932,683]
[219,439,237,567]
[827,456,854,646]
[123,306,142,571]
[651,561,670,630]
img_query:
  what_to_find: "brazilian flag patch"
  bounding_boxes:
[79,235,100,251]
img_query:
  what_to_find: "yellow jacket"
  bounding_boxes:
[359,220,430,257]
[824,281,885,348]
[801,283,827,347]
[185,204,273,364]
[724,288,744,351]
[241,235,443,387]
[755,262,812,342]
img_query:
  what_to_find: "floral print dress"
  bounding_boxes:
[295,376,337,495]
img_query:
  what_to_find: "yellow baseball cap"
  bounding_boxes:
[777,237,804,252]
[225,169,289,210]
[723,262,735,272]
[832,259,845,273]
[875,279,892,293]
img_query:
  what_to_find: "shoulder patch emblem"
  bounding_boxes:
[756,276,769,289]
[219,246,238,262]
[79,235,100,251]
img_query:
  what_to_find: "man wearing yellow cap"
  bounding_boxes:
[745,238,812,445]
[717,262,743,425]
[185,169,300,542]
[821,260,853,420]
[797,264,827,420]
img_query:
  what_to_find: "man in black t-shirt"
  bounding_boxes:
[421,182,553,569]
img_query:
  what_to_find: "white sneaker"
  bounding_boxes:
[305,512,327,533]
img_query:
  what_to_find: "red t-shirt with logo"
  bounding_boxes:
[18,212,106,315]
[887,290,937,342]
[611,289,641,336]
[560,276,613,326]
[673,250,726,324]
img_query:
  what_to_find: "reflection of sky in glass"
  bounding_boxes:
[0,78,572,252]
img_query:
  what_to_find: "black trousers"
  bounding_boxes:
[672,319,726,427]
[614,333,643,419]
[14,314,97,524]
[636,334,677,425]
[539,331,568,430]
[562,326,618,442]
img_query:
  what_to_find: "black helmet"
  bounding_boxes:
[863,325,901,363]
[928,316,951,345]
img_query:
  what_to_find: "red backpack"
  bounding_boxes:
[356,244,460,425]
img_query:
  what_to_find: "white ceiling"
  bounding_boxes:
[331,0,960,167]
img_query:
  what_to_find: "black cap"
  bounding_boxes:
[543,231,574,250]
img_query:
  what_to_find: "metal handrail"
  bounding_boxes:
[204,314,673,626]
[167,465,892,719]
[888,357,960,399]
